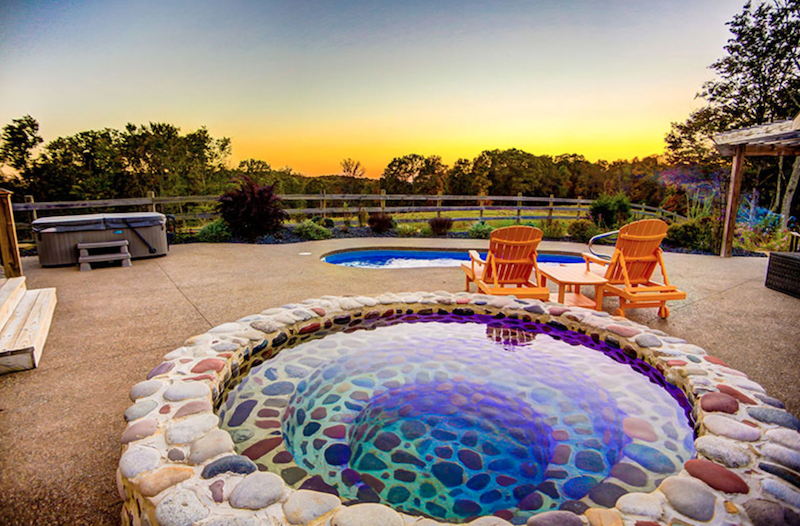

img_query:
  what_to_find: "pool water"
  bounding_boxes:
[322,250,583,268]
[219,314,694,524]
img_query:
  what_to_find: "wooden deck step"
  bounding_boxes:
[0,277,27,330]
[0,288,57,374]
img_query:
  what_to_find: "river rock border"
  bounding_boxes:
[119,292,800,526]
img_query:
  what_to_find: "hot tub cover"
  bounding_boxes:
[32,212,165,233]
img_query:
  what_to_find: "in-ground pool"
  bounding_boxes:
[322,249,584,268]
[219,312,695,523]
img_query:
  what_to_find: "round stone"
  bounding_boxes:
[283,489,340,524]
[684,458,749,494]
[119,445,161,479]
[744,498,800,526]
[166,413,218,444]
[716,384,757,404]
[762,478,800,508]
[138,466,194,497]
[624,444,676,473]
[588,482,627,506]
[201,455,257,479]
[660,476,717,522]
[121,419,158,444]
[768,429,800,452]
[124,400,159,422]
[130,380,163,400]
[154,489,209,526]
[188,428,234,465]
[615,492,663,518]
[324,444,351,465]
[458,449,483,470]
[695,435,752,468]
[229,471,285,510]
[704,414,761,441]
[174,399,212,419]
[700,392,739,414]
[622,417,657,442]
[748,407,800,431]
[432,461,464,487]
[332,503,403,526]
[764,443,800,472]
[163,382,210,401]
[526,510,583,526]
[634,334,662,348]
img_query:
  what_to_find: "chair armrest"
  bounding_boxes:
[468,250,485,264]
[582,252,610,266]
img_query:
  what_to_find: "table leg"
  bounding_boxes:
[558,284,565,304]
[594,284,604,311]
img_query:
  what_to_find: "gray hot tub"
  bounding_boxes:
[32,212,168,267]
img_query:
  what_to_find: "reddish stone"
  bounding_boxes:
[551,445,571,464]
[192,358,225,373]
[210,480,224,503]
[684,458,749,494]
[552,430,570,441]
[700,392,739,414]
[548,306,570,316]
[311,407,327,419]
[257,408,280,418]
[381,309,395,317]
[716,384,757,405]
[242,437,282,460]
[705,355,730,367]
[273,451,294,463]
[324,319,333,328]
[174,400,212,419]
[299,323,320,334]
[456,298,470,304]
[635,522,661,526]
[622,417,657,442]
[159,404,171,414]
[180,359,193,364]
[186,374,215,382]
[255,420,281,429]
[311,307,326,317]
[217,352,232,358]
[361,473,385,493]
[494,510,514,520]
[365,310,380,319]
[666,360,688,367]
[496,475,517,486]
[607,324,641,338]
[323,425,347,439]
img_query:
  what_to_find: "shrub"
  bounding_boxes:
[357,209,369,227]
[195,219,232,243]
[428,217,454,236]
[468,221,494,239]
[368,213,395,233]
[396,224,420,237]
[218,176,287,241]
[294,220,332,240]
[311,215,335,229]
[666,217,720,252]
[419,225,433,237]
[590,193,631,229]
[541,220,567,239]
[568,219,600,243]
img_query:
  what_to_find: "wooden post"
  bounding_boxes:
[721,145,746,257]
[321,190,327,219]
[24,195,37,220]
[516,193,522,224]
[147,191,156,213]
[380,189,386,213]
[479,193,485,220]
[436,191,443,218]
[547,194,554,223]
[0,189,23,277]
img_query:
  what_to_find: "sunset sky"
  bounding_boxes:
[1,0,744,177]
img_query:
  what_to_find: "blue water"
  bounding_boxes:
[323,250,583,269]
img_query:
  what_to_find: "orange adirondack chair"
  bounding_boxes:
[583,219,686,318]
[461,226,549,300]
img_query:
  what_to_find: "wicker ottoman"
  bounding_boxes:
[765,252,800,299]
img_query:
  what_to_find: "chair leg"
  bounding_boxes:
[658,302,669,318]
[465,276,470,292]
[615,298,627,318]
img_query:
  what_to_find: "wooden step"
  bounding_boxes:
[0,288,57,374]
[0,277,27,331]
[77,240,129,249]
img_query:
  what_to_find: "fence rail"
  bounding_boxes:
[12,193,687,236]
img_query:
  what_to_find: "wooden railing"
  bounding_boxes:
[12,192,687,233]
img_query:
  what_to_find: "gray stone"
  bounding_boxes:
[199,518,260,526]
[660,476,717,522]
[467,518,513,526]
[283,489,340,524]
[615,492,663,518]
[744,498,800,526]
[526,510,583,526]
[211,342,239,353]
[763,478,800,508]
[124,400,158,422]
[704,414,761,441]
[119,445,161,479]
[695,436,752,468]
[201,455,257,479]
[730,377,766,393]
[290,309,314,321]
[154,489,209,526]
[189,429,234,465]
[166,414,219,445]
[634,333,662,348]
[229,471,285,510]
[230,429,254,443]
[768,429,800,452]
[168,449,185,461]
[164,382,211,401]
[209,322,243,333]
[662,337,686,344]
[354,296,378,307]
[755,393,786,408]
[250,319,285,334]
[748,407,800,430]
[764,443,800,471]
[332,504,403,526]
[130,380,163,401]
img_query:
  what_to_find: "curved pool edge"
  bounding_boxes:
[320,247,586,268]
[118,293,800,526]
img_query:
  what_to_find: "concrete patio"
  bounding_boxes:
[0,238,798,525]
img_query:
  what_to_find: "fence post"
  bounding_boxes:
[0,189,23,277]
[24,195,37,221]
[436,191,442,218]
[516,193,522,224]
[322,190,327,219]
[547,194,554,224]
[380,189,386,214]
[147,191,156,213]
[479,193,485,221]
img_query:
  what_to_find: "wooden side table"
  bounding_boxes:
[539,265,608,310]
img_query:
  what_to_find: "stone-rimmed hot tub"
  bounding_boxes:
[118,293,800,526]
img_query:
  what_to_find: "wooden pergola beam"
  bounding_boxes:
[0,189,23,277]
[720,146,746,258]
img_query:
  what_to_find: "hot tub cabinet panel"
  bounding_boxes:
[32,213,168,267]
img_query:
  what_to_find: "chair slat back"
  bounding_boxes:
[605,219,668,284]
[485,226,543,283]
